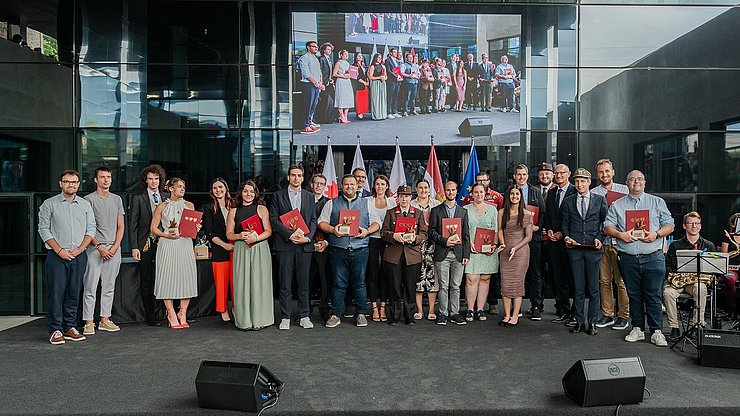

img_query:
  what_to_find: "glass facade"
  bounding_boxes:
[0,0,737,315]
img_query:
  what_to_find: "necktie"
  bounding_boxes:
[153,193,159,204]
[580,196,587,220]
[556,189,562,207]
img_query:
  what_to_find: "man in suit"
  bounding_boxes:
[463,54,479,110]
[562,168,608,335]
[270,165,318,330]
[317,42,335,124]
[128,164,168,326]
[513,164,546,320]
[385,48,403,118]
[308,173,331,320]
[429,181,470,325]
[535,162,556,318]
[544,163,577,325]
[478,54,495,112]
[353,167,372,198]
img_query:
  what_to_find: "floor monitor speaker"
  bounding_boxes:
[562,357,645,407]
[196,361,282,412]
[458,117,493,137]
[699,328,740,369]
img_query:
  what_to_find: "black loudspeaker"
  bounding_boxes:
[562,357,646,407]
[196,361,283,412]
[699,328,740,369]
[458,117,493,137]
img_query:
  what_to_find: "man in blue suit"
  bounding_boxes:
[562,168,608,335]
[270,165,317,330]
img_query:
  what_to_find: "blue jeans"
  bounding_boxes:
[330,247,369,316]
[404,83,418,113]
[500,82,515,110]
[618,251,665,334]
[302,81,320,127]
[45,250,88,333]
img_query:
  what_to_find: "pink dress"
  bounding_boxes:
[455,70,467,100]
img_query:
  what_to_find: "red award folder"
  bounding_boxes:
[338,209,360,237]
[178,209,202,239]
[626,209,650,238]
[442,217,462,243]
[606,190,626,207]
[391,66,402,76]
[241,214,264,247]
[280,208,309,236]
[395,217,417,242]
[348,65,358,80]
[525,205,539,225]
[473,228,496,253]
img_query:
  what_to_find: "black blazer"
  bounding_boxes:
[202,203,231,262]
[544,183,576,235]
[319,55,333,85]
[269,188,317,253]
[128,190,169,251]
[385,56,401,84]
[429,203,470,263]
[561,193,608,248]
[521,183,546,242]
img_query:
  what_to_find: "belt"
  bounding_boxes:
[619,250,662,259]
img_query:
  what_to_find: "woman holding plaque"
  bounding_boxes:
[720,213,740,319]
[496,185,532,327]
[368,53,388,120]
[151,178,198,329]
[333,49,355,124]
[202,177,234,323]
[226,180,274,330]
[463,184,498,322]
[351,52,369,120]
[411,178,441,320]
[366,175,395,322]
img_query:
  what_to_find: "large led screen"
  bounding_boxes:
[292,12,522,146]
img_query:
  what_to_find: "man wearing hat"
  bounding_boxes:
[533,162,556,320]
[381,185,428,325]
[561,168,608,335]
[537,162,556,198]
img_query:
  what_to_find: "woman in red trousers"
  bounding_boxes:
[202,178,235,323]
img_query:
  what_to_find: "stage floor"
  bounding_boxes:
[1,302,738,415]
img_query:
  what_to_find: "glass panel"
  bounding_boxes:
[147,1,239,64]
[243,65,292,129]
[0,63,74,128]
[79,63,146,128]
[697,194,740,253]
[580,0,737,6]
[524,5,577,68]
[0,130,74,192]
[579,6,736,68]
[0,256,30,314]
[0,197,30,254]
[242,130,292,191]
[78,0,147,63]
[522,68,576,131]
[579,69,740,131]
[146,65,240,129]
[243,2,292,65]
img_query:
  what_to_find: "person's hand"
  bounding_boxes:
[393,232,406,244]
[470,242,477,254]
[357,227,369,239]
[57,248,74,261]
[642,231,659,243]
[508,246,517,262]
[495,244,506,254]
[564,237,576,248]
[315,240,328,253]
[223,243,235,252]
[546,229,556,241]
[486,245,496,256]
[196,223,202,232]
[109,244,119,257]
[291,235,310,244]
[553,231,563,241]
[462,258,469,265]
[245,232,257,244]
[620,230,639,243]
[445,237,459,247]
[594,238,602,250]
[97,244,113,260]
[333,224,345,238]
[319,84,326,91]
[240,231,250,241]
[131,248,141,261]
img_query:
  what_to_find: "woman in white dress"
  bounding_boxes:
[333,49,355,124]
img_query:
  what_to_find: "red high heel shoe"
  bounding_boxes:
[178,309,190,328]
[167,310,183,329]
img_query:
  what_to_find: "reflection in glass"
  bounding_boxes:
[242,130,292,192]
[0,130,74,192]
[78,0,147,63]
[0,63,73,128]
[522,68,576,131]
[243,65,292,129]
[79,64,146,128]
[0,256,29,314]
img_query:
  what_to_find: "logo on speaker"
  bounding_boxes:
[608,364,620,376]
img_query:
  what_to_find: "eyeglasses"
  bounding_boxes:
[61,180,79,185]
[554,171,568,176]
[627,177,645,183]
[313,182,326,186]
[685,222,701,227]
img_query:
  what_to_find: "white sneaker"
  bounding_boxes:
[511,108,520,113]
[651,330,668,347]
[624,327,645,342]
[501,108,507,113]
[278,319,290,330]
[387,114,395,119]
[299,317,314,329]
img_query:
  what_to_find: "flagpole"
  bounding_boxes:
[431,135,434,146]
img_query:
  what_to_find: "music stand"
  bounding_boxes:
[670,250,728,352]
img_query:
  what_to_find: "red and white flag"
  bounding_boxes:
[389,141,406,197]
[322,142,338,198]
[424,143,444,202]
[351,141,370,194]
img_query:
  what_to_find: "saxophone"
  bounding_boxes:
[724,230,740,259]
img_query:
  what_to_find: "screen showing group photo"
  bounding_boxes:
[292,12,522,146]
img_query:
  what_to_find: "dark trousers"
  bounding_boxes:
[550,242,574,316]
[501,82,515,110]
[618,251,666,334]
[366,238,387,303]
[302,82,321,127]
[526,240,543,310]
[569,249,602,326]
[465,80,478,108]
[46,250,87,333]
[330,247,369,316]
[277,247,312,319]
[487,273,501,306]
[419,88,432,113]
[385,255,420,324]
[317,85,335,124]
[138,244,162,323]
[387,81,400,115]
[309,250,331,320]
[480,81,492,109]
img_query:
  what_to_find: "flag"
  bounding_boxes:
[383,42,389,61]
[423,143,444,202]
[371,39,378,58]
[458,143,480,205]
[389,141,405,197]
[410,46,415,56]
[351,140,370,194]
[322,141,338,198]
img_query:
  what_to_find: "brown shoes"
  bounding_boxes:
[63,327,86,342]
[49,330,65,345]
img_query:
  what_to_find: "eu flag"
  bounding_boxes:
[458,144,480,205]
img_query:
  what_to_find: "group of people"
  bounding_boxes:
[39,160,739,348]
[297,41,520,134]
[349,13,430,37]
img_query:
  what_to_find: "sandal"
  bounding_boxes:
[379,303,388,322]
[371,306,381,322]
[413,312,423,320]
[427,313,437,321]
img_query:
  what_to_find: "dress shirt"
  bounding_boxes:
[604,192,675,255]
[519,183,530,203]
[38,193,97,250]
[444,202,457,219]
[577,193,591,219]
[297,52,322,84]
[288,187,302,211]
[147,188,161,211]
[591,183,629,245]
[557,183,571,207]
[318,195,381,227]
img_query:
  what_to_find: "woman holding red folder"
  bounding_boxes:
[151,178,199,329]
[202,178,235,324]
[463,184,499,322]
[226,181,274,330]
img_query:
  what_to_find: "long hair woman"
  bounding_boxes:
[202,178,235,323]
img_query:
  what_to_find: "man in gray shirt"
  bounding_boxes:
[82,167,125,335]
[38,169,96,345]
[297,40,325,134]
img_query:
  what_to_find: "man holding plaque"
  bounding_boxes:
[381,185,428,325]
[270,165,317,330]
[429,181,470,325]
[318,175,381,328]
[590,159,630,330]
[561,168,608,335]
[604,170,674,347]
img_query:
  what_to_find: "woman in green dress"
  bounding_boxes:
[463,184,499,321]
[226,180,274,330]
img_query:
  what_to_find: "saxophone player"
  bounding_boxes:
[663,211,716,341]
